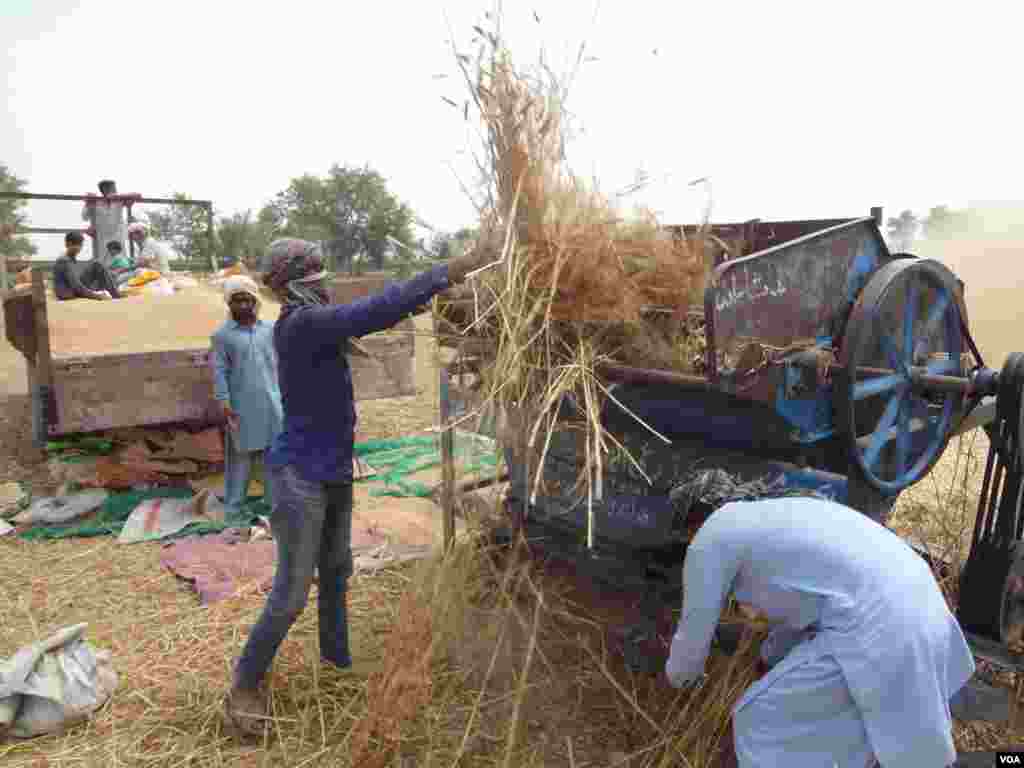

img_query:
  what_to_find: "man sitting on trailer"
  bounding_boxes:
[52,231,122,301]
[127,222,174,275]
[210,274,283,516]
[664,482,975,768]
[106,241,137,280]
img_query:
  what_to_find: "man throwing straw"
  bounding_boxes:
[225,239,490,734]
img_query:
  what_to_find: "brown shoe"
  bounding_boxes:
[225,687,268,737]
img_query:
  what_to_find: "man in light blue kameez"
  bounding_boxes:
[665,493,975,768]
[211,275,283,514]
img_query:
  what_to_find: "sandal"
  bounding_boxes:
[225,689,268,737]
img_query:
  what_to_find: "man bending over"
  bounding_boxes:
[665,487,974,768]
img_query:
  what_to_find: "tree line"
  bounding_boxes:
[0,162,479,274]
[2,161,1018,271]
[885,205,1024,252]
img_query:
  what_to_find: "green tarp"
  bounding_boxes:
[19,434,500,541]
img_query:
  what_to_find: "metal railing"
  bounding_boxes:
[0,190,216,289]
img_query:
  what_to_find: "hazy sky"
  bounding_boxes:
[4,0,1022,257]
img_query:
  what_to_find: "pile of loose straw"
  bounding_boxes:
[441,16,713,545]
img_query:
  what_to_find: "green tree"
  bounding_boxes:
[142,209,175,242]
[139,193,215,268]
[0,164,38,261]
[427,227,478,261]
[886,209,919,252]
[218,210,275,269]
[921,205,970,240]
[430,233,452,260]
[265,164,416,271]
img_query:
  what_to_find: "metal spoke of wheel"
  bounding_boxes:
[865,390,906,469]
[922,287,951,337]
[895,396,913,477]
[837,257,964,493]
[880,331,903,372]
[854,373,906,401]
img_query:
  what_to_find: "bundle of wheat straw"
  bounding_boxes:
[444,16,710,547]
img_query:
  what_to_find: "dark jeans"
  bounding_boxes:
[79,261,121,298]
[233,464,354,691]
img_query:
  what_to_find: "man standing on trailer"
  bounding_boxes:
[81,179,129,267]
[52,232,122,301]
[664,489,975,768]
[210,275,283,516]
[223,238,490,734]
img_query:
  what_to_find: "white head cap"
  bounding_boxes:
[223,274,261,306]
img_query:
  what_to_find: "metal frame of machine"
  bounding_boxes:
[435,207,1024,729]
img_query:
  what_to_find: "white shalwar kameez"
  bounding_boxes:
[665,497,975,768]
[82,198,128,266]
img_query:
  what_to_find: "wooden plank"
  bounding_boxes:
[52,351,220,433]
[46,333,416,437]
[436,300,456,554]
[329,276,393,303]
[3,289,35,359]
[31,269,55,443]
[329,276,417,359]
[348,333,417,400]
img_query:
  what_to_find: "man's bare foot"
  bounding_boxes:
[225,686,267,736]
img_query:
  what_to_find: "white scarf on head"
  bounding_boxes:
[223,275,261,306]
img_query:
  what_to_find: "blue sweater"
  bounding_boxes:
[266,264,451,483]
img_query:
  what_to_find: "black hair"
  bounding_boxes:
[98,179,116,193]
[106,240,123,253]
[65,231,85,246]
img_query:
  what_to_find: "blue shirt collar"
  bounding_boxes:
[229,318,265,331]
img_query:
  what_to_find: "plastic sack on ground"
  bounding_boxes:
[0,482,29,518]
[11,490,109,526]
[0,623,118,739]
[118,488,225,544]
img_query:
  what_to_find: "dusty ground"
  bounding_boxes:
[0,266,1022,764]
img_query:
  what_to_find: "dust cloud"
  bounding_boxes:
[913,203,1024,368]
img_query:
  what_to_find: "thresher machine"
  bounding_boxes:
[437,208,1024,726]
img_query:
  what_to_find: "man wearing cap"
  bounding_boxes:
[223,238,492,734]
[210,275,282,516]
[127,222,174,274]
